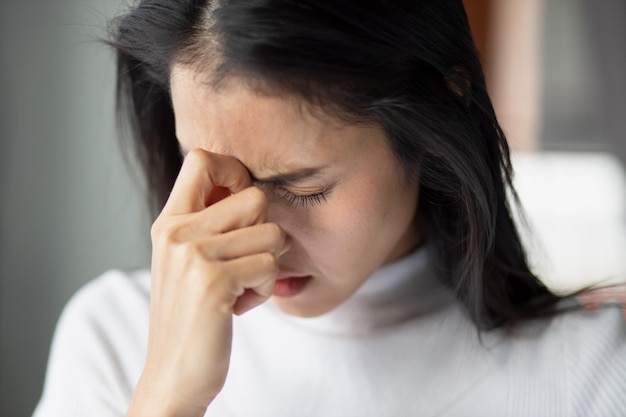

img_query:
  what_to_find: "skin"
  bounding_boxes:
[127,65,421,417]
[578,284,626,320]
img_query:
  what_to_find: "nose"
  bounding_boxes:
[266,199,296,257]
[280,234,292,256]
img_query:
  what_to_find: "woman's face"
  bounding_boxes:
[170,66,421,317]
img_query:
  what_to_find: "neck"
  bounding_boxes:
[267,245,454,335]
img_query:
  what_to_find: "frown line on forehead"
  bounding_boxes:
[178,144,328,187]
[251,166,329,187]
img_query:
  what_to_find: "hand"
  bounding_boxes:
[127,150,290,417]
[578,284,626,320]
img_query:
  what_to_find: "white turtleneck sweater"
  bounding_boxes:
[33,249,626,417]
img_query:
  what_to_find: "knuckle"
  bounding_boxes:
[150,216,166,237]
[264,222,285,243]
[177,239,221,269]
[151,218,178,245]
[185,240,207,259]
[184,148,212,168]
[259,252,279,272]
[184,257,218,282]
[186,260,224,300]
[150,221,161,240]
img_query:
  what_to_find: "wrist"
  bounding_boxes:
[127,374,211,417]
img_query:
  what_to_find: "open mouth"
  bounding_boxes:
[273,275,313,297]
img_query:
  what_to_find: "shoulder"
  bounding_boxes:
[557,303,625,361]
[549,305,625,415]
[54,268,151,365]
[511,302,626,373]
[508,299,625,353]
[54,269,151,350]
[443,304,625,416]
[562,303,625,354]
[34,269,151,417]
[61,269,151,326]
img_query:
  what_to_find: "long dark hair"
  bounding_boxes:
[109,0,562,329]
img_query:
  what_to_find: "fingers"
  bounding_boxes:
[196,186,269,233]
[152,149,289,320]
[154,187,273,243]
[216,252,280,315]
[206,223,291,260]
[159,222,289,278]
[233,289,269,316]
[152,219,289,310]
[578,284,626,320]
[163,149,252,215]
[142,149,287,410]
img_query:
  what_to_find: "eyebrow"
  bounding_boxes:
[179,145,326,186]
[252,167,327,187]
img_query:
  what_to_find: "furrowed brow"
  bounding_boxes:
[179,145,326,187]
[252,168,327,187]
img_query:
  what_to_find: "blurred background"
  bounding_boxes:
[1,0,625,416]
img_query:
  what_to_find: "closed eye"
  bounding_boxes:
[277,189,328,207]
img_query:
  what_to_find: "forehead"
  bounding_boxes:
[170,66,351,173]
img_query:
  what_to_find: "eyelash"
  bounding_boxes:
[277,189,328,208]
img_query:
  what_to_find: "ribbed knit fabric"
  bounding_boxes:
[33,248,626,417]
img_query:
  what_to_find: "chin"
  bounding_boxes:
[270,295,338,318]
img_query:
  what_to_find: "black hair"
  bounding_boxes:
[110,0,562,329]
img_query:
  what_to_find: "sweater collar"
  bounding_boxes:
[267,245,454,335]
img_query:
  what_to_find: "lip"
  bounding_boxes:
[273,272,312,297]
[276,270,309,280]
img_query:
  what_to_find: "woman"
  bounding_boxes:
[34,0,626,416]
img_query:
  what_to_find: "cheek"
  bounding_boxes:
[313,176,418,270]
[270,176,417,279]
[268,193,370,261]
[291,188,386,269]
[275,202,359,253]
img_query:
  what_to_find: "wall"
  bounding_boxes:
[0,1,150,416]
